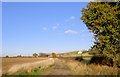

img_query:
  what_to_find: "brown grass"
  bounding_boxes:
[60,59,119,75]
[2,57,48,74]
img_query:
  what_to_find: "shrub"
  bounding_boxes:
[52,53,56,58]
[39,53,47,57]
[75,57,83,61]
[62,59,118,75]
[6,55,9,58]
[17,55,22,58]
[33,53,38,57]
[90,55,113,66]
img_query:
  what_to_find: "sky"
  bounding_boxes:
[2,2,94,57]
[2,0,94,2]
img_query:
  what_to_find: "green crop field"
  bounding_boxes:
[62,52,92,57]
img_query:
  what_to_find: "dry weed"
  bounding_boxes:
[62,59,118,75]
[7,58,55,74]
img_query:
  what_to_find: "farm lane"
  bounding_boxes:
[42,59,73,75]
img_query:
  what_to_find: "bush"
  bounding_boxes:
[17,55,22,58]
[75,57,83,61]
[52,53,56,58]
[39,53,47,57]
[33,53,38,57]
[63,59,118,75]
[6,55,9,58]
[90,55,113,66]
[116,60,120,68]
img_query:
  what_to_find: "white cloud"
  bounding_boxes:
[52,26,57,30]
[64,30,78,34]
[70,16,75,20]
[43,27,47,30]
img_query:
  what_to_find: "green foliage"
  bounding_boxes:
[15,63,56,75]
[82,50,89,53]
[6,55,9,58]
[52,53,56,58]
[17,55,22,57]
[33,53,38,57]
[90,55,113,66]
[80,2,120,66]
[62,50,93,57]
[39,53,47,57]
[66,51,79,55]
[75,56,83,61]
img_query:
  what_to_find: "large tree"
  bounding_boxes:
[52,53,56,58]
[80,2,120,66]
[33,53,38,57]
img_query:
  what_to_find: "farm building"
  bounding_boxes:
[56,54,63,57]
[78,50,83,54]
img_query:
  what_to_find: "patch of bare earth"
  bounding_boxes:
[42,59,72,75]
[2,58,47,74]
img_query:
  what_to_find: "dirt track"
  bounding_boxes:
[42,59,72,75]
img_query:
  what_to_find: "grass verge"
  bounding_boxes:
[14,63,56,75]
[60,59,119,75]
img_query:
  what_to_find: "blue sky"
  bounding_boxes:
[2,2,94,57]
[2,0,94,2]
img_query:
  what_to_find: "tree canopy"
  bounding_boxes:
[33,53,38,57]
[80,2,120,66]
[52,53,56,58]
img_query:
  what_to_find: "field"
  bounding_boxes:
[62,51,92,60]
[2,57,50,74]
[2,55,120,75]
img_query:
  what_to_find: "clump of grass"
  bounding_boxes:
[61,59,119,75]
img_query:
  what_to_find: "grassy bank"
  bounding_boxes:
[60,59,119,75]
[16,63,56,75]
[2,57,48,74]
[4,58,55,75]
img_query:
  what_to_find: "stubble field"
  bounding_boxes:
[2,57,48,74]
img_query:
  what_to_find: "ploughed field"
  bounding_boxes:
[2,58,47,74]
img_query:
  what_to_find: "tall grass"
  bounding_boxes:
[60,59,119,75]
[6,58,55,75]
[17,63,56,75]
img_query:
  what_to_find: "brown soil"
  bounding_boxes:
[42,59,72,75]
[2,58,47,73]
